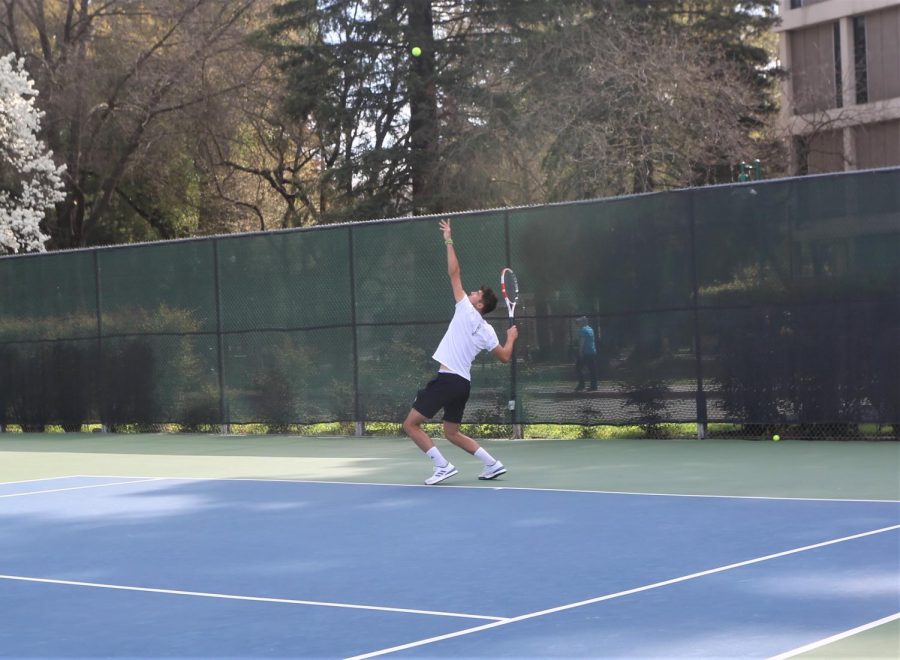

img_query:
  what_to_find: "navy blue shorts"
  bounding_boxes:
[413,372,471,424]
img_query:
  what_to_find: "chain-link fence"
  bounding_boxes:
[1,168,898,438]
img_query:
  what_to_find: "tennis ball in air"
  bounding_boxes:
[772,434,781,442]
[411,46,422,57]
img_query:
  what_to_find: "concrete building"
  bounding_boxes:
[777,0,900,174]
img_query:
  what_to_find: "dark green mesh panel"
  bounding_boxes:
[0,251,97,341]
[98,241,217,335]
[508,194,697,427]
[0,339,98,428]
[100,335,220,425]
[701,301,898,426]
[223,329,354,424]
[352,213,506,325]
[694,170,900,432]
[693,181,794,306]
[218,229,352,331]
[0,250,99,427]
[516,311,698,426]
[0,168,897,431]
[791,170,900,299]
[510,194,693,317]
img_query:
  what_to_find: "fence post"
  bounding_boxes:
[348,226,363,434]
[503,210,523,439]
[93,250,108,433]
[687,190,709,440]
[212,239,229,434]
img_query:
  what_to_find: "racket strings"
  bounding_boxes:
[501,268,519,304]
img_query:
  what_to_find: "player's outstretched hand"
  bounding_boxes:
[439,219,452,242]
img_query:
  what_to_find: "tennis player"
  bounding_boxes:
[402,219,518,485]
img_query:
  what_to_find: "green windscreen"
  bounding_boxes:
[1,168,897,433]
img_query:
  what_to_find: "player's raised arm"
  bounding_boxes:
[440,219,465,302]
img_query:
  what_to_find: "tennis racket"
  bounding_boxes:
[500,266,520,421]
[500,267,518,327]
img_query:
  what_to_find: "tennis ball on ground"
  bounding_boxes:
[772,434,781,441]
[411,46,422,57]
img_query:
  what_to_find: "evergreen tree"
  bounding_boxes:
[267,0,553,219]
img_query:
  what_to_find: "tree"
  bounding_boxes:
[507,10,772,198]
[267,0,415,221]
[641,0,784,184]
[267,1,783,220]
[471,1,784,199]
[266,0,554,220]
[1,0,272,248]
[0,52,64,254]
[198,60,333,229]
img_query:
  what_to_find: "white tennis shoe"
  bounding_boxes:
[425,463,458,485]
[478,461,507,480]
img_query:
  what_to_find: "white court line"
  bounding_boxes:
[72,474,900,504]
[346,524,900,660]
[769,611,900,659]
[0,476,85,486]
[0,477,167,499]
[0,574,505,622]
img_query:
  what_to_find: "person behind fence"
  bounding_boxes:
[575,316,598,391]
[401,218,519,485]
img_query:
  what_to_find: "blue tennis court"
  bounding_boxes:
[1,475,898,658]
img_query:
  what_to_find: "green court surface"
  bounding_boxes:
[2,433,898,658]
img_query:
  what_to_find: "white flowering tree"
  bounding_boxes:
[0,53,65,254]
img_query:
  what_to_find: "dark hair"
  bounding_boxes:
[480,286,498,315]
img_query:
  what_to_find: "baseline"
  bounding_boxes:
[69,474,900,503]
[0,475,163,498]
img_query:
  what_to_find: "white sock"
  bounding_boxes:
[426,447,448,467]
[474,447,497,466]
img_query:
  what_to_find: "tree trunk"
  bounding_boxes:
[406,1,439,214]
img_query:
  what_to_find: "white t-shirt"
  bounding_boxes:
[432,297,500,381]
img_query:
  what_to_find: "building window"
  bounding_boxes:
[833,22,842,108]
[853,16,867,104]
[791,0,803,8]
